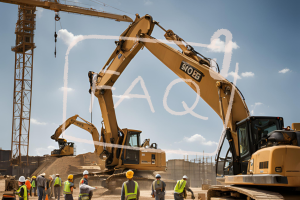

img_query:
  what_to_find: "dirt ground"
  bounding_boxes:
[0,179,207,200]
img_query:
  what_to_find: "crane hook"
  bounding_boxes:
[55,12,60,21]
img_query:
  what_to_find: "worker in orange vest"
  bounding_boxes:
[25,177,32,200]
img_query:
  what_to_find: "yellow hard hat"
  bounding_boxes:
[68,174,73,180]
[32,176,36,179]
[126,170,134,179]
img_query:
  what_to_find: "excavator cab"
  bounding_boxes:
[236,116,284,174]
[51,138,74,157]
[122,130,141,164]
[218,116,284,176]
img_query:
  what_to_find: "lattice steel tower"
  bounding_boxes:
[11,5,36,165]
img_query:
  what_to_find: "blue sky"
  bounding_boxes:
[0,0,299,160]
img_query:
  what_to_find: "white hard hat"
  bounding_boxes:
[83,170,89,175]
[41,173,46,176]
[183,175,188,179]
[19,176,26,182]
[155,174,161,178]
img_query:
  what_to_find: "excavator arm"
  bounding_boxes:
[89,14,250,168]
[51,114,103,155]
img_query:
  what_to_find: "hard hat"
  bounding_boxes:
[32,176,36,179]
[19,176,26,182]
[126,170,134,179]
[68,174,73,180]
[56,174,59,176]
[27,177,30,180]
[155,174,161,178]
[83,170,89,175]
[41,173,46,176]
[183,175,188,179]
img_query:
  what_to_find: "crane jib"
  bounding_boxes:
[180,61,204,82]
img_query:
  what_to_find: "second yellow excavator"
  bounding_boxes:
[51,114,165,189]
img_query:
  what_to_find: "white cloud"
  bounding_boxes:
[47,146,56,149]
[254,102,262,106]
[184,134,218,146]
[207,38,239,53]
[144,0,153,5]
[113,95,130,99]
[36,7,43,18]
[279,68,290,74]
[60,87,73,92]
[58,29,84,46]
[31,118,47,125]
[251,102,263,115]
[228,71,241,79]
[241,72,254,77]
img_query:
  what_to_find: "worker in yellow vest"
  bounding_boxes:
[54,174,62,200]
[15,176,28,200]
[173,175,195,200]
[31,176,37,197]
[121,170,140,200]
[63,175,75,200]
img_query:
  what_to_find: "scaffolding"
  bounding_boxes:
[10,5,36,166]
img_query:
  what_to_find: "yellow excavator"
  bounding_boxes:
[50,137,74,157]
[57,13,299,197]
[51,114,165,189]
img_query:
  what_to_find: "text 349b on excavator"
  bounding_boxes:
[53,13,300,198]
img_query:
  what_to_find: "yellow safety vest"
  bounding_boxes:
[124,181,138,200]
[54,177,61,186]
[174,179,186,194]
[17,184,27,200]
[63,181,72,194]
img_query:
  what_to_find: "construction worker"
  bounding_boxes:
[36,173,47,200]
[63,175,75,200]
[25,177,32,199]
[151,174,166,200]
[45,176,52,200]
[79,170,92,200]
[54,174,62,200]
[78,183,96,200]
[121,170,140,200]
[31,176,37,196]
[15,176,27,200]
[174,175,195,200]
[79,170,89,185]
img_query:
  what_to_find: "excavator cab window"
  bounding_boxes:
[238,123,250,158]
[127,133,140,147]
[122,131,141,165]
[250,117,282,150]
[237,122,251,174]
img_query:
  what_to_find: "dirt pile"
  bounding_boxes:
[33,152,105,181]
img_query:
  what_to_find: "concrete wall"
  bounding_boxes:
[164,159,217,187]
[0,149,47,178]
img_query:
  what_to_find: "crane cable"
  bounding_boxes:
[54,12,63,57]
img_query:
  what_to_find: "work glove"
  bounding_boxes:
[152,194,155,198]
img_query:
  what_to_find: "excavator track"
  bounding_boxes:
[207,185,285,200]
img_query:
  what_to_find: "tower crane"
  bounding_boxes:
[0,0,132,166]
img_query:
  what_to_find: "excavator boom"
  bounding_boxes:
[0,0,133,22]
[90,15,249,167]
